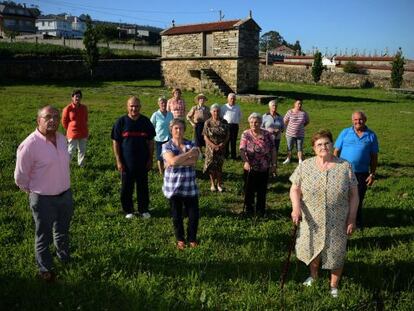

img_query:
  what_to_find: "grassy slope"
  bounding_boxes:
[0,81,413,310]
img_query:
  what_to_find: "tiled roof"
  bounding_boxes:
[161,19,241,35]
[335,56,394,61]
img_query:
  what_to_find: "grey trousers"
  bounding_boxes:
[29,189,73,272]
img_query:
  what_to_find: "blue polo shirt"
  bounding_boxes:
[334,126,379,173]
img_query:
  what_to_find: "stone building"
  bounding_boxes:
[160,17,261,95]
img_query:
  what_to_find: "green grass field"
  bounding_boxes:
[0,80,413,310]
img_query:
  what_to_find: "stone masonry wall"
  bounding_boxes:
[260,64,414,89]
[237,59,259,92]
[161,33,202,58]
[162,59,237,92]
[212,30,238,57]
[0,59,160,81]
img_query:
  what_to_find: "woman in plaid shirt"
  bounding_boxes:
[162,119,200,250]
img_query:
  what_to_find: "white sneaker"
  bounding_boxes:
[303,276,314,286]
[282,158,291,165]
[125,213,135,219]
[141,212,151,219]
[330,287,339,298]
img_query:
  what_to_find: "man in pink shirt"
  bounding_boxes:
[15,105,73,282]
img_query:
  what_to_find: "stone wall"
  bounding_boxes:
[0,59,160,81]
[162,59,237,92]
[161,33,202,58]
[260,64,414,89]
[213,30,238,57]
[237,59,259,92]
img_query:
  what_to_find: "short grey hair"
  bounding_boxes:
[248,112,262,123]
[210,103,220,112]
[227,93,236,99]
[352,111,367,120]
[158,96,167,103]
[268,99,278,107]
[37,105,59,118]
[169,118,186,131]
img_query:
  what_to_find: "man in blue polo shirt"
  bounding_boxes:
[112,96,156,219]
[334,111,379,228]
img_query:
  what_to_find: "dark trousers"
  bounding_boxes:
[169,196,199,242]
[121,169,149,214]
[243,170,269,216]
[29,189,74,272]
[355,172,369,228]
[194,122,206,147]
[226,123,239,159]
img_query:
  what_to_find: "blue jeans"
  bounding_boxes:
[29,189,73,272]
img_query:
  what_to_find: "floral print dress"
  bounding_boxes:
[289,157,358,269]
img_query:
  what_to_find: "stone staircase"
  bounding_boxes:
[200,69,234,96]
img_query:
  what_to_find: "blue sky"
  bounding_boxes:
[22,0,414,59]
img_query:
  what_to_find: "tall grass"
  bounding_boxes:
[0,81,413,310]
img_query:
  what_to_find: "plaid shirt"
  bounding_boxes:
[162,139,199,198]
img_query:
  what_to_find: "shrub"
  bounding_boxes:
[0,41,82,59]
[311,51,324,82]
[343,61,361,74]
[391,48,405,88]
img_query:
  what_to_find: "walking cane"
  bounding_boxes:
[280,224,298,290]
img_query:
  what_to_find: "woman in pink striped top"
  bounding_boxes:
[283,99,310,164]
[167,88,186,119]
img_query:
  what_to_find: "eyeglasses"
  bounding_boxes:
[315,142,331,148]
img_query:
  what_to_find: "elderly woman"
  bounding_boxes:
[262,99,284,167]
[203,104,229,192]
[283,98,310,164]
[162,118,200,250]
[167,88,186,119]
[240,113,276,216]
[186,93,211,151]
[290,129,359,298]
[150,97,174,175]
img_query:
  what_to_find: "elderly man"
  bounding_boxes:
[221,93,242,160]
[15,105,73,282]
[334,111,379,229]
[61,89,89,167]
[112,96,155,219]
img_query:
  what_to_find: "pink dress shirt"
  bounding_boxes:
[14,129,71,195]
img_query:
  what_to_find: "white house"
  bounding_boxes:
[36,14,85,38]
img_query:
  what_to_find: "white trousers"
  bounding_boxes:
[68,138,87,166]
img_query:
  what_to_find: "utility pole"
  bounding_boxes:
[219,10,224,21]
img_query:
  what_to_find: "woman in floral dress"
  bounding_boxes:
[203,104,229,192]
[290,129,359,298]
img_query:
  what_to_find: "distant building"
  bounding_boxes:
[36,14,85,38]
[270,45,296,56]
[161,17,261,94]
[0,2,40,36]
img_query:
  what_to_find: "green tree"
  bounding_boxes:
[83,15,99,78]
[391,48,405,88]
[311,51,324,82]
[95,23,118,48]
[259,30,285,52]
[293,40,302,56]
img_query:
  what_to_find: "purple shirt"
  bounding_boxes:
[14,129,71,195]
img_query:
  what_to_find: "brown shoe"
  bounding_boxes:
[38,271,56,283]
[176,241,185,250]
[189,242,198,248]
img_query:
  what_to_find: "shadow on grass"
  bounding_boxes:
[259,89,394,104]
[363,207,414,228]
[0,276,133,311]
[349,232,413,251]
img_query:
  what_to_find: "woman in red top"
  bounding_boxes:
[61,89,89,167]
